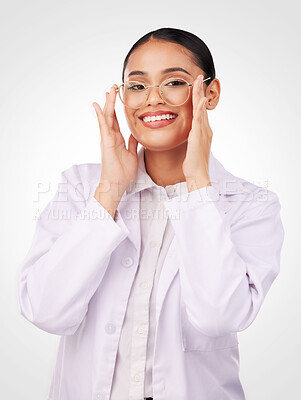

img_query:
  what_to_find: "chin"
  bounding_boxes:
[139,135,188,152]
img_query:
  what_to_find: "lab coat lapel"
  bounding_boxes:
[154,153,249,323]
[117,191,141,255]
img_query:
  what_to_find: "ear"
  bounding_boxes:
[205,78,221,109]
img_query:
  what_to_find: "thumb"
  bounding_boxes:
[128,134,138,156]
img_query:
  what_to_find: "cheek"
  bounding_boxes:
[178,104,193,135]
[124,111,137,130]
[184,97,194,119]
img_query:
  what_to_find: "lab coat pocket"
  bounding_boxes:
[180,299,239,352]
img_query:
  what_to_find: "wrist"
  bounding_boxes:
[94,186,121,220]
[95,180,124,203]
[185,176,212,192]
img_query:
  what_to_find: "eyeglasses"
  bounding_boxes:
[115,76,212,109]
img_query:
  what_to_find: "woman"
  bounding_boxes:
[17,27,285,400]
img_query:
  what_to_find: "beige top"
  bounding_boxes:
[110,146,188,400]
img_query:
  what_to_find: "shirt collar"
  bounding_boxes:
[125,146,155,196]
[125,146,247,196]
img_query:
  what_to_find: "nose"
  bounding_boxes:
[146,85,165,106]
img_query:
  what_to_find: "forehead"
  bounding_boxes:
[124,40,201,78]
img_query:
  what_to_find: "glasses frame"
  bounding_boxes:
[115,76,212,109]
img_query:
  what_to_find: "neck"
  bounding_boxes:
[144,143,188,188]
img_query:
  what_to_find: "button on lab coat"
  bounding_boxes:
[17,148,285,400]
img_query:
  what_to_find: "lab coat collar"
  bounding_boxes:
[125,146,248,197]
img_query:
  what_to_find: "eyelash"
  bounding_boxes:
[128,80,185,91]
[129,75,187,85]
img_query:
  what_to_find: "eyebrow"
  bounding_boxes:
[127,67,192,78]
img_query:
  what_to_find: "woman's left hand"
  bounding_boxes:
[182,74,213,191]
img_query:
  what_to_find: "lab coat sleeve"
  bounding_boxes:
[17,164,130,336]
[163,185,285,337]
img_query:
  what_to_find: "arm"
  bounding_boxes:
[17,164,129,336]
[163,185,285,337]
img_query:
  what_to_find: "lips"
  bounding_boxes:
[139,115,178,129]
[138,110,178,119]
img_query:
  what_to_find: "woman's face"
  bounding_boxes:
[122,39,210,151]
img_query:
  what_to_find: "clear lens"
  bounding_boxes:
[161,78,190,107]
[119,78,190,109]
[120,81,148,109]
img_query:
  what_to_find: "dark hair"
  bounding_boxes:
[121,27,216,85]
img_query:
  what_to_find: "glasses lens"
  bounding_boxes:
[161,78,190,106]
[120,81,147,109]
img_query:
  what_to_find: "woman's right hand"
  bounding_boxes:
[92,84,139,206]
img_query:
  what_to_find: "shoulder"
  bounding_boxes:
[61,162,102,186]
[59,163,102,200]
[213,153,282,220]
[237,171,280,204]
[225,171,282,222]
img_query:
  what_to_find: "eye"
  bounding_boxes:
[164,79,186,87]
[127,83,145,91]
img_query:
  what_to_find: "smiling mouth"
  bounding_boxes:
[140,113,177,122]
[139,115,178,129]
[138,113,178,129]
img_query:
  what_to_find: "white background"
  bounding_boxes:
[1,0,299,398]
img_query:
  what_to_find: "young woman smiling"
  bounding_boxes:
[18,28,284,400]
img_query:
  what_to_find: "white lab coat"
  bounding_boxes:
[17,149,285,400]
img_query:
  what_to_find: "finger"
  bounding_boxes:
[128,133,138,156]
[198,74,204,97]
[103,84,113,115]
[201,98,211,130]
[103,92,109,115]
[191,96,207,129]
[197,98,213,139]
[92,102,110,141]
[104,85,120,131]
[201,96,207,111]
[200,97,209,122]
[104,84,118,129]
[194,95,207,117]
[192,74,204,117]
[113,109,121,132]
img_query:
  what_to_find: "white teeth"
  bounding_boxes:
[142,113,177,122]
